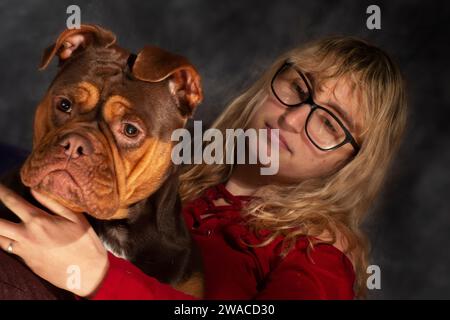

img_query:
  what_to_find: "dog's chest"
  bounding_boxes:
[96,223,130,260]
[101,237,128,260]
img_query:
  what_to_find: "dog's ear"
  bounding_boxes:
[39,24,116,70]
[131,46,203,117]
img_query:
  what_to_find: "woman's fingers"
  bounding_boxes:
[0,235,19,256]
[0,234,11,251]
[0,184,35,223]
[0,218,23,241]
[30,189,80,222]
[0,184,82,223]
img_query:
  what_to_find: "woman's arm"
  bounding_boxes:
[88,252,197,300]
[0,184,198,299]
[253,243,356,300]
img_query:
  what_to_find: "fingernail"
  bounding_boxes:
[30,189,43,197]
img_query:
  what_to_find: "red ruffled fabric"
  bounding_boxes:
[90,183,355,300]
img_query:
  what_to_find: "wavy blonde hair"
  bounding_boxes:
[179,36,407,298]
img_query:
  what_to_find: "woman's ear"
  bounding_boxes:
[39,24,116,70]
[131,46,203,118]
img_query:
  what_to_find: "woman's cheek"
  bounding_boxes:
[288,150,327,180]
[275,153,307,181]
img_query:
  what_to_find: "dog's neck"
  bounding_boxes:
[87,164,182,261]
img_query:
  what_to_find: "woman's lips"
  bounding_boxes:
[265,122,293,154]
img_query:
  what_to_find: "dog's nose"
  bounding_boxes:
[58,133,94,159]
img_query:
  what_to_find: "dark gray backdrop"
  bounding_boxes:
[0,0,449,299]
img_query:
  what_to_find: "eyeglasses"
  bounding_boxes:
[271,61,360,153]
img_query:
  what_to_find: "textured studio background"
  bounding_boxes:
[0,0,449,299]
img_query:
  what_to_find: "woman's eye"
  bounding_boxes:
[324,119,337,133]
[123,123,139,137]
[57,98,72,113]
[292,83,308,100]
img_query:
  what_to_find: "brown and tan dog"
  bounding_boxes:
[0,24,203,299]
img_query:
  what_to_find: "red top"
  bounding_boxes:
[89,183,355,300]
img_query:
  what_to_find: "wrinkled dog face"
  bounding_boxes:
[20,25,202,220]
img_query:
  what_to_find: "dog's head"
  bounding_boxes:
[20,24,202,220]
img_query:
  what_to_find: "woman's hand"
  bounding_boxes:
[0,184,109,297]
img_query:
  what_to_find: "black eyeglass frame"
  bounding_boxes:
[270,61,360,153]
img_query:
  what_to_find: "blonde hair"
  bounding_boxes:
[179,36,407,298]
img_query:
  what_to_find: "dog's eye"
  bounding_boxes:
[123,123,139,137]
[57,98,72,113]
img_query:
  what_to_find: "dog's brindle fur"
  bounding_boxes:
[0,24,204,298]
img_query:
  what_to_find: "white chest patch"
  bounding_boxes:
[101,238,128,260]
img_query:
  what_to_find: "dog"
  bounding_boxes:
[0,24,204,299]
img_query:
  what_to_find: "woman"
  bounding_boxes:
[0,36,407,299]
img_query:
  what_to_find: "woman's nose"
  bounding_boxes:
[280,105,310,133]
